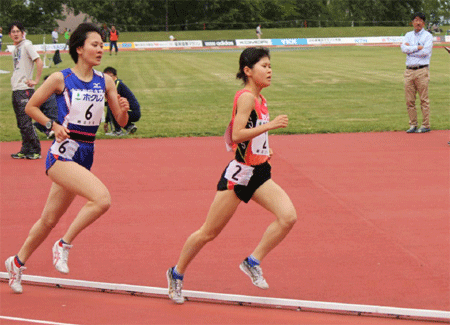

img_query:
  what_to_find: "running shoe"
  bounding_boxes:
[52,240,73,274]
[126,124,137,134]
[5,256,26,293]
[105,130,124,136]
[239,259,269,289]
[26,153,41,160]
[166,267,185,304]
[11,152,26,159]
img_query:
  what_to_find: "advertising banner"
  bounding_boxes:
[202,40,236,47]
[235,39,272,46]
[134,40,202,49]
[103,42,135,50]
[271,38,307,46]
[306,36,404,45]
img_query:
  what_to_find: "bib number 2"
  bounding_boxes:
[252,120,269,155]
[224,160,254,186]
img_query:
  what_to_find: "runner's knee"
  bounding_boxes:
[198,226,222,243]
[278,208,297,229]
[92,190,111,213]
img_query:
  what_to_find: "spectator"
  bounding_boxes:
[51,28,58,43]
[8,21,43,159]
[0,27,3,51]
[63,28,70,50]
[100,24,108,42]
[400,12,433,133]
[103,66,141,135]
[33,76,57,139]
[109,25,119,55]
[256,24,262,39]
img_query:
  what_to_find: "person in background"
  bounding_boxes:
[8,21,43,159]
[256,24,262,39]
[109,25,119,55]
[0,27,3,51]
[63,28,70,50]
[33,76,57,139]
[51,28,58,44]
[100,24,108,42]
[103,66,141,135]
[400,12,433,133]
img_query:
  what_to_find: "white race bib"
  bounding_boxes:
[224,160,254,186]
[50,139,79,160]
[68,89,104,126]
[251,119,270,155]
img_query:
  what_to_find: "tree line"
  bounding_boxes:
[1,0,449,33]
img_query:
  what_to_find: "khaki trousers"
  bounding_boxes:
[404,67,430,128]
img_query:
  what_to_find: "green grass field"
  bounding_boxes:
[1,44,449,142]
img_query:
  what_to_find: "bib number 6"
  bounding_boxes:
[50,139,79,160]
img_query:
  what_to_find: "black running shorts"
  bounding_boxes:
[217,161,271,203]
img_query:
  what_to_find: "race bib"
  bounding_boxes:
[50,139,79,160]
[224,160,254,186]
[68,89,104,126]
[251,119,270,155]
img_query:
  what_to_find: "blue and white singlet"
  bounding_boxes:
[45,68,106,171]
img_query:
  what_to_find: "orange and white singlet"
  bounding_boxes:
[224,89,270,167]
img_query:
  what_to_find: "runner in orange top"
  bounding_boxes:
[167,47,297,304]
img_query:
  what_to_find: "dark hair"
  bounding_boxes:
[8,21,24,34]
[103,66,117,76]
[412,12,426,22]
[69,23,102,63]
[236,47,270,84]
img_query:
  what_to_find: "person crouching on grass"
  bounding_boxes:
[167,47,297,304]
[5,23,129,294]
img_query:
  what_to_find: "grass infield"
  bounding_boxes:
[1,44,449,141]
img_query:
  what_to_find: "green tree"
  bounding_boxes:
[0,0,66,32]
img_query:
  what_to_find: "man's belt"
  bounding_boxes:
[406,65,429,70]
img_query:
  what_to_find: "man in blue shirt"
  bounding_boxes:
[401,12,433,133]
[103,67,141,135]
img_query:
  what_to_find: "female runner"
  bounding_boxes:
[167,47,297,304]
[5,23,129,293]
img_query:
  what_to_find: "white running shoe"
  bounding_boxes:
[166,267,185,304]
[239,260,269,289]
[52,240,72,274]
[5,256,26,293]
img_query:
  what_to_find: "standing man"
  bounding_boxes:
[63,28,70,50]
[401,12,433,133]
[109,25,119,55]
[51,28,58,43]
[100,24,108,42]
[256,24,262,39]
[0,27,3,51]
[8,21,43,159]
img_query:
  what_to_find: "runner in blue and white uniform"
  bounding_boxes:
[5,23,130,294]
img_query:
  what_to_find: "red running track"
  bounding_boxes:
[1,131,449,324]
